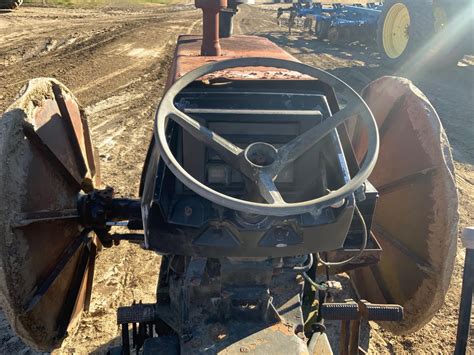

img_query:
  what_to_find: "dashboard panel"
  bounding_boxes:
[140,79,358,257]
[174,80,343,203]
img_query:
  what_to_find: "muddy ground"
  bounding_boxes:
[0,2,472,354]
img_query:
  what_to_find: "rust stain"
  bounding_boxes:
[237,336,268,350]
[167,35,312,89]
[209,323,227,342]
[268,321,294,335]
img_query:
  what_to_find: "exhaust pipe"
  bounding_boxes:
[195,0,228,56]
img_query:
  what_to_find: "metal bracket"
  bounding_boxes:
[78,187,142,247]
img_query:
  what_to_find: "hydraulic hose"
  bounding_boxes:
[317,204,368,267]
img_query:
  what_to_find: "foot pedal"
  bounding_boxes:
[117,303,156,355]
[117,303,156,324]
[320,301,359,320]
[321,299,403,321]
[360,300,403,321]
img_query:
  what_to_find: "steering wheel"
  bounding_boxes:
[154,57,379,217]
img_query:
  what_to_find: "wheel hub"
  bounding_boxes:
[383,2,410,59]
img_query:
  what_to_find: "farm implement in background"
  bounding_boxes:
[278,0,473,68]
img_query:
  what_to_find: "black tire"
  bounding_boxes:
[315,18,330,39]
[378,0,472,69]
[377,0,435,67]
[425,0,472,68]
[327,26,339,43]
[304,17,313,33]
[8,0,22,9]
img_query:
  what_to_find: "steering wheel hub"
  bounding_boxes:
[245,142,277,168]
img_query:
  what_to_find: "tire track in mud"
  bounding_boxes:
[58,39,190,355]
[0,7,199,106]
[0,7,200,354]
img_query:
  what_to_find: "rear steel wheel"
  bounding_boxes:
[348,76,458,334]
[0,78,100,351]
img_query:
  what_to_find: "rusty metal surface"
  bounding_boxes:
[180,318,309,354]
[0,78,100,351]
[348,76,459,334]
[167,35,310,87]
[178,271,309,354]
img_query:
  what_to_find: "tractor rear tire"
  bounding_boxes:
[377,0,434,67]
[315,19,330,39]
[378,0,471,68]
[3,0,22,9]
[425,0,472,68]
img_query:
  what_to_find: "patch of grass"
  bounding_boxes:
[24,0,174,8]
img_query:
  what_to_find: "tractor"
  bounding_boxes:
[0,0,459,353]
[0,0,22,9]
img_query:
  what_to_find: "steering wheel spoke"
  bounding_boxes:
[168,107,243,169]
[257,173,285,205]
[274,104,360,173]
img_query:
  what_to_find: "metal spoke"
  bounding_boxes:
[52,84,88,178]
[12,209,79,228]
[257,173,285,205]
[274,104,359,175]
[23,231,90,313]
[23,124,82,190]
[169,107,243,170]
